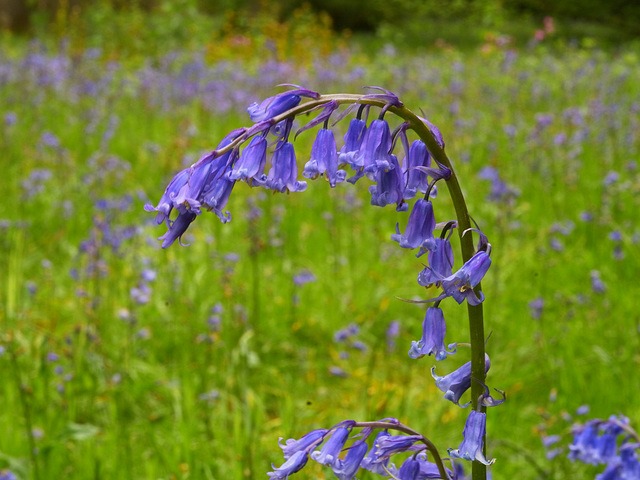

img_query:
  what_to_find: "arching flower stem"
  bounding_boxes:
[209,92,487,480]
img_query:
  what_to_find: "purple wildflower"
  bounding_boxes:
[303,128,346,187]
[408,307,457,360]
[330,441,368,480]
[248,88,319,123]
[417,236,454,284]
[311,426,351,466]
[449,410,495,465]
[279,429,328,459]
[431,354,491,406]
[338,118,367,168]
[391,199,436,250]
[264,141,307,193]
[267,450,309,479]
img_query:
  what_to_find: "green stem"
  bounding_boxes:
[391,104,488,480]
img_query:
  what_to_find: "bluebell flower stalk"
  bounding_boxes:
[146,87,493,480]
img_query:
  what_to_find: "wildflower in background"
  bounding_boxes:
[576,405,590,416]
[449,410,495,466]
[432,354,491,406]
[590,270,606,294]
[0,470,18,480]
[528,297,544,319]
[267,450,309,479]
[391,198,435,250]
[477,166,519,203]
[386,320,400,351]
[602,171,619,187]
[409,307,457,361]
[303,128,346,187]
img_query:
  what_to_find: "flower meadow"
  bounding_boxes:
[1,34,640,480]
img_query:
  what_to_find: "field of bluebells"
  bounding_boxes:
[1,24,640,480]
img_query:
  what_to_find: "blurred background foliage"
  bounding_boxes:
[1,0,639,59]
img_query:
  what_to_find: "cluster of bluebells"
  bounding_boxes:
[269,420,462,480]
[567,416,640,479]
[146,87,500,477]
[539,403,640,480]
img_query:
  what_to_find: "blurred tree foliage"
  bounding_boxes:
[1,0,638,44]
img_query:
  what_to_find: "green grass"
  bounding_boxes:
[1,29,639,480]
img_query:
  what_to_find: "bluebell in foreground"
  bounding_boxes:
[146,87,501,480]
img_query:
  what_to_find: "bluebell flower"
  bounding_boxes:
[431,354,491,406]
[360,431,397,475]
[230,135,268,184]
[265,141,308,193]
[303,129,346,187]
[373,434,423,460]
[330,441,368,480]
[569,417,627,466]
[0,470,18,480]
[408,307,457,361]
[397,457,421,479]
[414,452,455,480]
[158,209,197,248]
[590,270,606,294]
[338,118,367,167]
[144,168,190,225]
[449,410,495,465]
[248,88,319,123]
[425,251,491,305]
[391,199,435,250]
[619,443,640,478]
[356,119,394,181]
[402,140,432,200]
[369,154,408,211]
[267,450,309,479]
[312,426,351,466]
[279,429,328,459]
[417,236,454,283]
[527,298,544,320]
